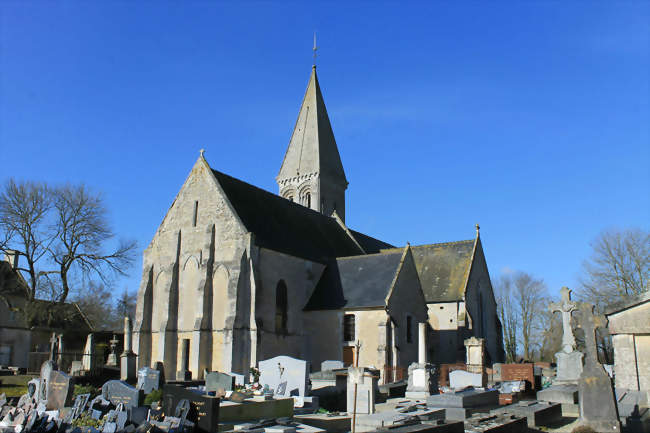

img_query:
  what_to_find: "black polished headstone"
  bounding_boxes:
[101,381,143,409]
[128,406,149,426]
[46,370,73,410]
[162,385,219,433]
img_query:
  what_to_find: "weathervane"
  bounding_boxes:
[313,32,318,68]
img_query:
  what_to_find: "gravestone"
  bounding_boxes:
[576,302,621,432]
[70,393,90,421]
[162,384,220,433]
[229,372,245,386]
[205,371,235,393]
[406,323,438,398]
[491,401,562,428]
[258,356,310,407]
[464,337,485,375]
[27,379,40,400]
[500,364,535,391]
[46,370,73,410]
[321,360,344,371]
[549,287,583,383]
[39,361,56,403]
[449,370,484,389]
[347,367,380,415]
[136,367,161,394]
[101,380,142,409]
[106,335,119,367]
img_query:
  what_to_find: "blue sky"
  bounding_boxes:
[1,1,648,302]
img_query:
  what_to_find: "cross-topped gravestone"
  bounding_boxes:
[549,287,577,353]
[575,301,620,432]
[548,287,583,384]
[106,335,119,367]
[49,333,58,362]
[576,302,607,366]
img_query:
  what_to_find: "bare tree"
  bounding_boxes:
[0,179,55,302]
[513,272,548,360]
[495,275,518,363]
[578,228,649,311]
[576,228,648,364]
[115,287,137,321]
[48,184,137,303]
[539,307,562,362]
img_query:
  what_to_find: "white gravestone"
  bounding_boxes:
[258,356,310,407]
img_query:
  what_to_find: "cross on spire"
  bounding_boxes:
[312,32,318,68]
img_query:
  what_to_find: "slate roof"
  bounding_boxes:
[212,169,389,263]
[349,230,395,254]
[387,240,476,303]
[304,250,404,310]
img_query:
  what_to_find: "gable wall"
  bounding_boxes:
[386,251,429,368]
[134,160,251,378]
[463,240,504,363]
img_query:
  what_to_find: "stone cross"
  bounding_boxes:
[549,287,577,353]
[576,302,607,366]
[49,333,58,362]
[418,322,427,364]
[109,335,119,353]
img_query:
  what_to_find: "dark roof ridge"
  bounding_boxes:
[336,249,404,260]
[381,239,475,252]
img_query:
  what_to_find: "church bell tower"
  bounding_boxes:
[277,66,348,222]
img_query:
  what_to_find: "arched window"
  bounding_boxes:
[275,280,288,334]
[305,192,311,208]
[343,314,355,342]
[288,196,294,202]
[406,316,413,343]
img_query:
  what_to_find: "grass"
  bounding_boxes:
[0,374,35,398]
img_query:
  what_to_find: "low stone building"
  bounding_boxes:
[0,253,93,370]
[133,64,504,382]
[606,292,650,400]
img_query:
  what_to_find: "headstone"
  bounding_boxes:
[162,384,220,433]
[205,371,235,393]
[320,360,344,371]
[82,333,95,372]
[346,367,379,415]
[464,337,485,375]
[48,333,58,363]
[229,372,245,386]
[69,393,90,421]
[136,367,161,394]
[576,302,621,432]
[46,370,73,410]
[39,361,55,403]
[500,364,535,390]
[27,379,40,400]
[549,287,583,383]
[258,356,310,407]
[406,323,438,398]
[101,380,142,409]
[426,389,499,409]
[449,370,484,389]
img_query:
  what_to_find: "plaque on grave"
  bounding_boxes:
[46,370,73,410]
[162,384,220,433]
[101,380,143,409]
[205,371,235,393]
[500,364,535,390]
[136,367,161,394]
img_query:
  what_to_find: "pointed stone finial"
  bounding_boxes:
[475,223,480,236]
[199,149,205,158]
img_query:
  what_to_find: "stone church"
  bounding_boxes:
[133,65,504,382]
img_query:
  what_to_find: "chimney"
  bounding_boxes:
[3,250,19,270]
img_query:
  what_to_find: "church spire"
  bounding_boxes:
[277,65,348,221]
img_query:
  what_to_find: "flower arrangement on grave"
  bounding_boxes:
[249,367,260,383]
